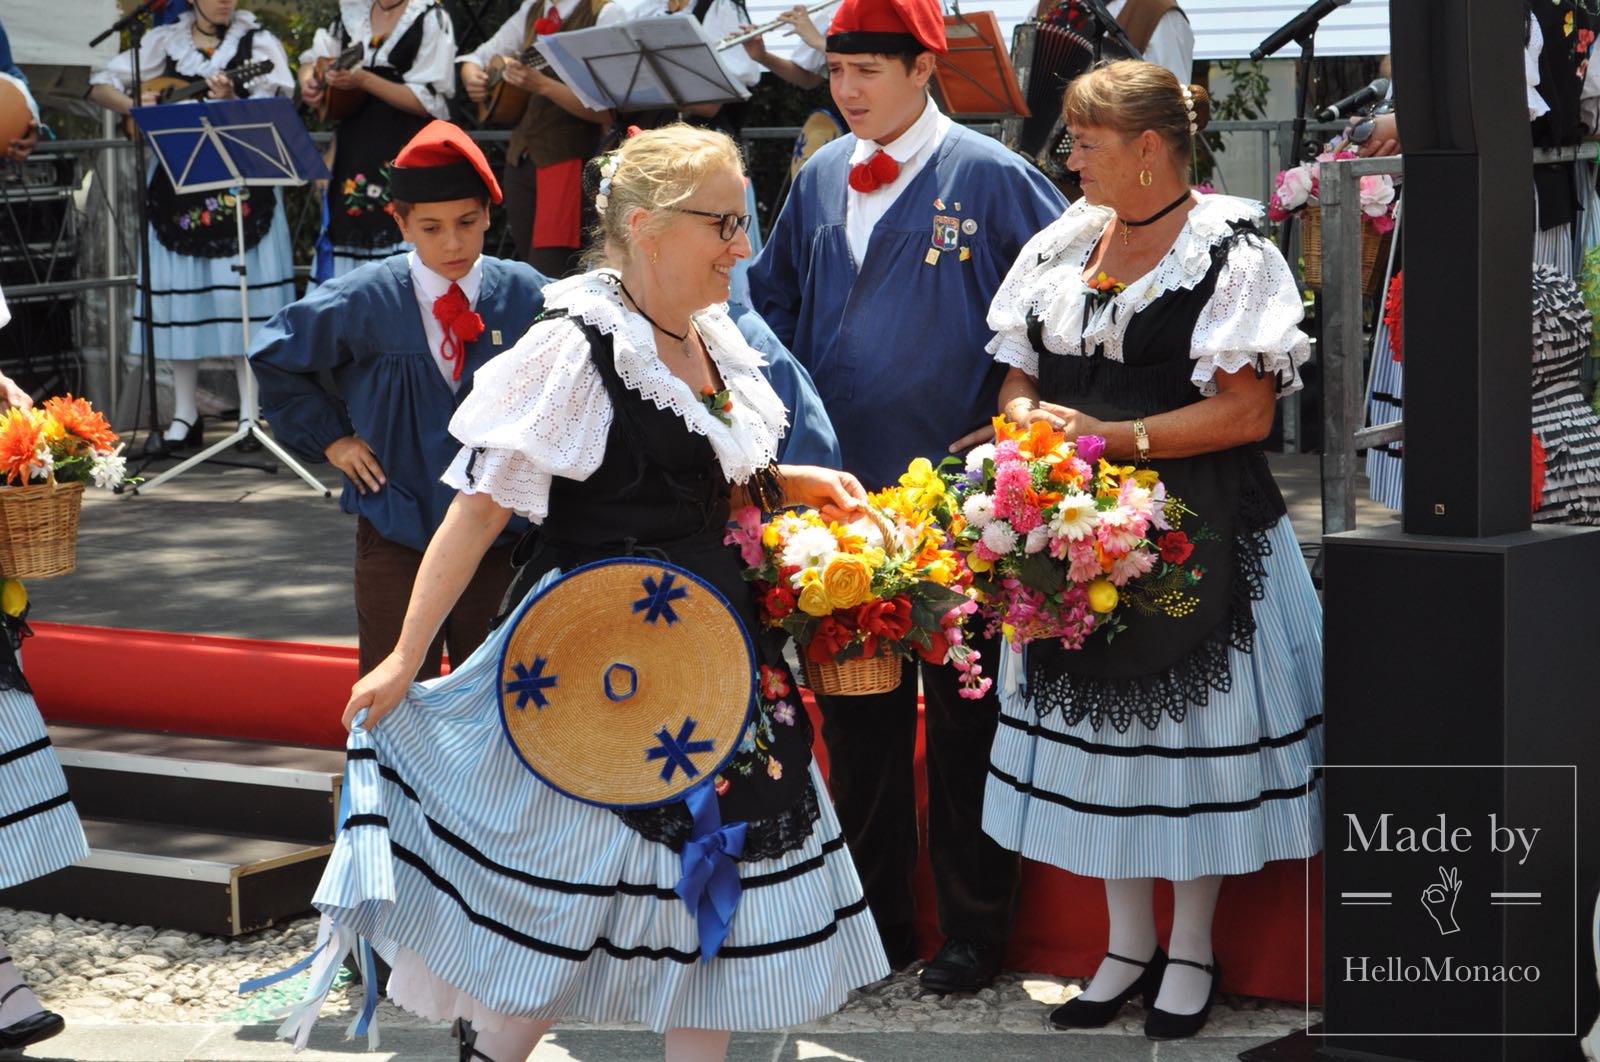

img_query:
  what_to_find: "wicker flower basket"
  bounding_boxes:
[800,648,903,697]
[1299,206,1391,297]
[0,474,84,579]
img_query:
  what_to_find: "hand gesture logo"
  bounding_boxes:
[1421,866,1463,936]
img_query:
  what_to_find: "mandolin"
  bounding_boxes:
[122,58,275,139]
[476,46,554,126]
[310,44,367,122]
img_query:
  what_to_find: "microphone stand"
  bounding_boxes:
[1077,0,1145,63]
[89,4,166,480]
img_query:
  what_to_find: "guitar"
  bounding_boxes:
[476,45,555,126]
[310,44,368,122]
[122,59,275,139]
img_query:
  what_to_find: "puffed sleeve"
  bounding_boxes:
[301,24,341,66]
[402,7,457,120]
[250,31,296,98]
[1189,235,1310,398]
[441,318,612,521]
[984,211,1095,378]
[90,32,167,93]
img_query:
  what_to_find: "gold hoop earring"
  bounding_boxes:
[651,249,659,265]
[1139,168,1153,187]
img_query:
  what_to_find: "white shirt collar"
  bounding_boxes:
[849,94,941,166]
[408,251,483,306]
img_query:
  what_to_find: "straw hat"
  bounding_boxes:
[498,558,755,808]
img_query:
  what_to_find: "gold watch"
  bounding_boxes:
[1132,418,1151,463]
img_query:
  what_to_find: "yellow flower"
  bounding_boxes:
[898,457,946,509]
[1001,622,1017,641]
[1098,457,1136,481]
[797,567,823,587]
[1131,469,1161,489]
[1086,578,1119,613]
[798,581,833,617]
[859,546,886,570]
[821,553,874,609]
[924,558,954,585]
[969,553,994,574]
[761,523,782,548]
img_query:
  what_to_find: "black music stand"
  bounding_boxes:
[126,97,331,497]
[534,16,750,112]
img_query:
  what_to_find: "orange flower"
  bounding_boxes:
[1019,419,1066,460]
[0,408,42,485]
[992,414,1026,443]
[43,395,118,452]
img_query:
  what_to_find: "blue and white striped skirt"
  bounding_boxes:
[982,515,1324,882]
[132,189,297,361]
[309,580,889,1033]
[0,685,88,891]
[330,242,407,280]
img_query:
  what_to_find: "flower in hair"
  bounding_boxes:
[1180,85,1198,135]
[595,153,619,212]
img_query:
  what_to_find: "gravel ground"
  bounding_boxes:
[5,908,1316,1041]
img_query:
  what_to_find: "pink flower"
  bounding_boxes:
[1095,507,1148,557]
[1108,547,1157,586]
[1010,504,1042,534]
[992,461,1031,520]
[1074,434,1106,464]
[1272,166,1314,214]
[759,664,791,701]
[766,756,783,780]
[1067,538,1102,583]
[723,506,765,568]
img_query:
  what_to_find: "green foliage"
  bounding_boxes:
[1195,59,1270,186]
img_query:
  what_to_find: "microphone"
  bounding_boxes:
[1251,0,1351,61]
[1317,78,1391,121]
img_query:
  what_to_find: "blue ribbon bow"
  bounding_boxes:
[674,782,746,961]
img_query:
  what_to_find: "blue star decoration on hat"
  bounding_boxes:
[646,717,716,783]
[633,571,689,625]
[505,656,558,710]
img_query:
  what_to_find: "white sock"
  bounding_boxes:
[465,1015,553,1062]
[233,356,259,426]
[663,1027,730,1062]
[1080,877,1158,1003]
[166,360,200,440]
[0,942,43,1028]
[1153,874,1223,1015]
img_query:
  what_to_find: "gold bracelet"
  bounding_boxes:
[1132,418,1151,464]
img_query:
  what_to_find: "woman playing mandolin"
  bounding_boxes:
[86,0,297,455]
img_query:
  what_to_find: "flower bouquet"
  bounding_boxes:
[934,416,1205,653]
[726,474,989,698]
[0,395,129,578]
[1268,149,1396,294]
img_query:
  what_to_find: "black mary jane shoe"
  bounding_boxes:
[1049,947,1167,1030]
[0,984,67,1052]
[918,937,1004,994]
[142,417,204,457]
[1143,955,1221,1040]
[454,1017,495,1062]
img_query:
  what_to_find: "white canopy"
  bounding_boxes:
[7,0,121,70]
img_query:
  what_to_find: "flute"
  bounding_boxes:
[715,0,839,49]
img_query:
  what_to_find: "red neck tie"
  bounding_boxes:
[432,283,484,382]
[848,149,900,193]
[533,5,562,36]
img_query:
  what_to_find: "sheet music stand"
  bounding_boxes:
[535,16,750,113]
[126,97,331,498]
[933,11,1030,121]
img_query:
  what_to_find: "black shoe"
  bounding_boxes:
[1049,948,1166,1030]
[171,416,205,451]
[1143,955,1220,1040]
[236,431,263,453]
[0,983,66,1052]
[918,937,1003,994]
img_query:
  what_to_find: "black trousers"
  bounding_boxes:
[501,155,585,279]
[815,629,1020,964]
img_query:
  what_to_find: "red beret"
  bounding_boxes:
[827,0,947,55]
[389,120,502,204]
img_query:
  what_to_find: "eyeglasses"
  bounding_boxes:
[669,207,752,241]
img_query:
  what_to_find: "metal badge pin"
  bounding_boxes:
[961,219,978,235]
[492,329,503,345]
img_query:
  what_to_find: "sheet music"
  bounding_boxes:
[535,16,751,112]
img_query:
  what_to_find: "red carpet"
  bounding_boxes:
[28,620,1322,1002]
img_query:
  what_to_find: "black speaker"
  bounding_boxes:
[1391,0,1533,538]
[1321,526,1600,1060]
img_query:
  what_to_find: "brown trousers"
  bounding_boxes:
[353,516,519,679]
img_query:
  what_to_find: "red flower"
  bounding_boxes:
[918,628,951,665]
[1158,531,1194,565]
[807,616,854,663]
[200,210,212,225]
[858,597,912,642]
[714,776,730,796]
[763,584,797,621]
[1382,271,1403,362]
[1532,433,1547,514]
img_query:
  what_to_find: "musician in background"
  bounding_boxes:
[749,0,1066,997]
[298,0,456,278]
[625,0,765,139]
[0,18,40,162]
[1038,0,1192,84]
[743,5,830,90]
[459,0,625,277]
[87,0,296,455]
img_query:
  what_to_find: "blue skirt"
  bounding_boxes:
[0,685,88,891]
[307,574,889,1033]
[331,242,407,280]
[132,188,297,361]
[982,515,1324,881]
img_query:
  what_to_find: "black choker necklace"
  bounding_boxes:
[617,279,690,345]
[1117,190,1192,244]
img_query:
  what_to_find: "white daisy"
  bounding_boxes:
[780,525,839,572]
[1050,494,1098,541]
